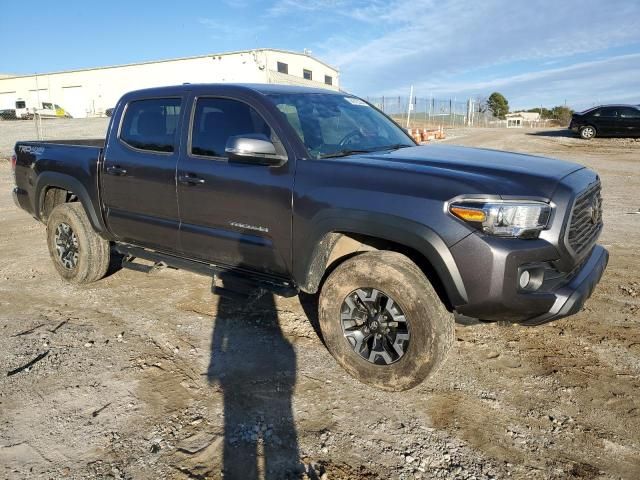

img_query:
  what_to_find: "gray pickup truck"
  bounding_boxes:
[12,84,608,390]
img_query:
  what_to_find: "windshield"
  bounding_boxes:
[267,93,414,159]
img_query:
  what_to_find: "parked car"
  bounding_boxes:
[11,84,608,390]
[0,108,17,120]
[570,104,640,139]
[105,107,114,117]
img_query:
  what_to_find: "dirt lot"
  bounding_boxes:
[1,128,638,480]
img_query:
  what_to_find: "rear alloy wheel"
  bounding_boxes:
[46,203,110,283]
[54,222,79,270]
[319,251,454,391]
[579,125,596,139]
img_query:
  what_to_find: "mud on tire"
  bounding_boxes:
[46,203,110,284]
[318,251,454,391]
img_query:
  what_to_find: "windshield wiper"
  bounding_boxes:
[369,143,414,152]
[317,144,413,159]
[317,149,373,159]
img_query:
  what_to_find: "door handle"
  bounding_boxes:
[178,174,206,185]
[106,165,128,176]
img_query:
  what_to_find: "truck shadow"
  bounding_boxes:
[207,284,302,479]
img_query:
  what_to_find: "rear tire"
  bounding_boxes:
[46,203,110,283]
[318,251,454,391]
[579,125,596,139]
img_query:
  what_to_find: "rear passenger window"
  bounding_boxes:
[120,98,181,153]
[191,98,274,158]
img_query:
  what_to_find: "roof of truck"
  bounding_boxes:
[126,83,345,97]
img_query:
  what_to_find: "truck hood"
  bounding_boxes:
[352,144,584,198]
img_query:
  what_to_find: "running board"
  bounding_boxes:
[114,243,298,298]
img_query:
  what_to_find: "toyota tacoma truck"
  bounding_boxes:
[11,84,608,391]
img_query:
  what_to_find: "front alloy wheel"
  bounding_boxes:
[580,126,596,139]
[318,250,455,391]
[341,288,410,365]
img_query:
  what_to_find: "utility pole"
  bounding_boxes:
[406,85,414,129]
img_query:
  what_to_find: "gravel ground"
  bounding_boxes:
[0,127,638,479]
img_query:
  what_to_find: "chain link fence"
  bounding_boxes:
[365,96,475,129]
[364,96,560,130]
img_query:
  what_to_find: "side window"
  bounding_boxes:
[191,98,274,159]
[303,69,312,80]
[120,98,181,153]
[277,62,288,74]
[619,107,640,118]
[598,107,618,118]
[275,103,305,141]
[324,75,333,86]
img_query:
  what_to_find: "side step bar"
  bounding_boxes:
[114,243,298,298]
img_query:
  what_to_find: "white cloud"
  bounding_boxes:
[302,0,640,106]
[411,53,640,109]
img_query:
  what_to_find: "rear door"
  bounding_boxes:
[176,93,294,276]
[102,96,184,252]
[618,106,640,136]
[591,107,619,135]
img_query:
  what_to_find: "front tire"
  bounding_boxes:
[46,203,110,283]
[579,125,596,139]
[318,251,454,391]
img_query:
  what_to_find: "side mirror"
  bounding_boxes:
[225,134,287,166]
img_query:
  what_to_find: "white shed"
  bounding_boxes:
[505,111,541,128]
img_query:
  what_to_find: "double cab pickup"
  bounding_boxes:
[12,84,608,390]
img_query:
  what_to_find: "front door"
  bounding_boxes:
[618,106,640,137]
[176,94,294,277]
[102,97,183,252]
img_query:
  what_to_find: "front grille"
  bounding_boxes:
[567,182,603,255]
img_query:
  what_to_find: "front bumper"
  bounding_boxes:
[521,245,608,325]
[450,232,608,324]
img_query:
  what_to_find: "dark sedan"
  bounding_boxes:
[0,108,17,120]
[570,104,640,139]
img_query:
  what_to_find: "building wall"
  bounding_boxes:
[0,50,339,117]
[262,50,338,87]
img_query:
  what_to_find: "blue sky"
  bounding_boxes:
[2,0,639,110]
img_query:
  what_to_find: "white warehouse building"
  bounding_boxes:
[0,49,339,118]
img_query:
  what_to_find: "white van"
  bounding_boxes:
[15,99,72,119]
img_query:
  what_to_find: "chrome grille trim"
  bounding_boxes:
[566,181,603,256]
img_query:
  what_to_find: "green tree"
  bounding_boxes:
[550,106,574,125]
[487,92,509,119]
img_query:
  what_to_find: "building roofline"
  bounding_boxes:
[0,48,339,80]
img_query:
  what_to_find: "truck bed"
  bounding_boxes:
[13,139,106,226]
[22,138,105,148]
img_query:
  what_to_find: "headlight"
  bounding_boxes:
[449,200,551,238]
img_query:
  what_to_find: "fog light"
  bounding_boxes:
[519,270,531,289]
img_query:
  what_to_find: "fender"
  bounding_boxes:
[34,171,108,235]
[295,210,469,306]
